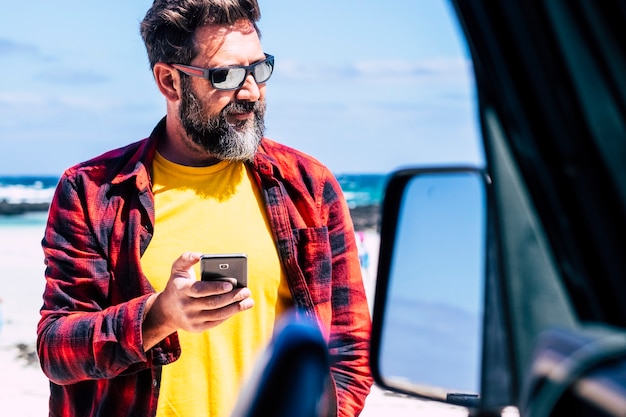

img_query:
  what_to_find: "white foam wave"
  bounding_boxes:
[0,184,55,204]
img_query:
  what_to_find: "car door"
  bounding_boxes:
[370,1,626,416]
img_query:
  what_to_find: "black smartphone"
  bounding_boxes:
[200,253,248,288]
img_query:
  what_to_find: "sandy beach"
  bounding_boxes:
[0,218,513,416]
[0,220,50,416]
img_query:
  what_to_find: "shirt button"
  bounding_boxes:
[153,379,158,387]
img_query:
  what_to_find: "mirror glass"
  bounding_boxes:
[378,170,486,405]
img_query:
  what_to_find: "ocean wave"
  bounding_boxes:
[0,184,55,204]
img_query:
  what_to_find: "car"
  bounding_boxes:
[370,1,626,417]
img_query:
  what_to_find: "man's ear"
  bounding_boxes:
[153,63,182,101]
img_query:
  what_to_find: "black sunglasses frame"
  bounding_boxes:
[171,53,274,91]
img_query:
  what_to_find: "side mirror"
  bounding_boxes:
[371,167,487,408]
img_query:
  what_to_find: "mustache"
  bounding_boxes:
[222,101,261,115]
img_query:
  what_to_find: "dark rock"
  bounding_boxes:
[0,200,49,215]
[15,342,39,367]
[349,204,381,232]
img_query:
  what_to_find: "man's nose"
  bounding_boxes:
[235,74,261,101]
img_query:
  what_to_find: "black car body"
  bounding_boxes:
[371,1,626,416]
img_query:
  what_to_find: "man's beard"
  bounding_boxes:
[179,78,266,162]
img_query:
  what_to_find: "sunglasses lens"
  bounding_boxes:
[212,68,246,89]
[253,59,274,84]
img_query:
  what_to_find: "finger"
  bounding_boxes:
[207,296,255,319]
[190,286,251,307]
[190,279,235,297]
[189,297,255,332]
[170,251,202,280]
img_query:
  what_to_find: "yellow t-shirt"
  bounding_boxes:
[141,152,292,417]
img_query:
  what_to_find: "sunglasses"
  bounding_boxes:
[171,53,274,91]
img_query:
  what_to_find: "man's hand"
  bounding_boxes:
[142,251,254,351]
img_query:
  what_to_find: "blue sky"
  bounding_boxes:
[0,0,482,176]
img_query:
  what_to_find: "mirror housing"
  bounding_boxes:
[371,166,492,409]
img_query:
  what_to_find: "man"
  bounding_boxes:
[36,1,373,416]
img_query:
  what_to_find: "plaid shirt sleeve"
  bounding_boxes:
[37,172,152,385]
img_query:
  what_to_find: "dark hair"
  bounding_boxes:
[140,0,261,69]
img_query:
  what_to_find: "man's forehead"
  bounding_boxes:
[197,19,257,42]
[193,19,262,63]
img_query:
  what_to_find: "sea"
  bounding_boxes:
[0,173,388,213]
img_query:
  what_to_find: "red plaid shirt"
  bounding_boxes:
[37,119,373,417]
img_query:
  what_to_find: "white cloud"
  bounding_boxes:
[36,69,109,86]
[0,38,41,58]
[275,57,472,83]
[0,91,111,112]
[0,92,47,106]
